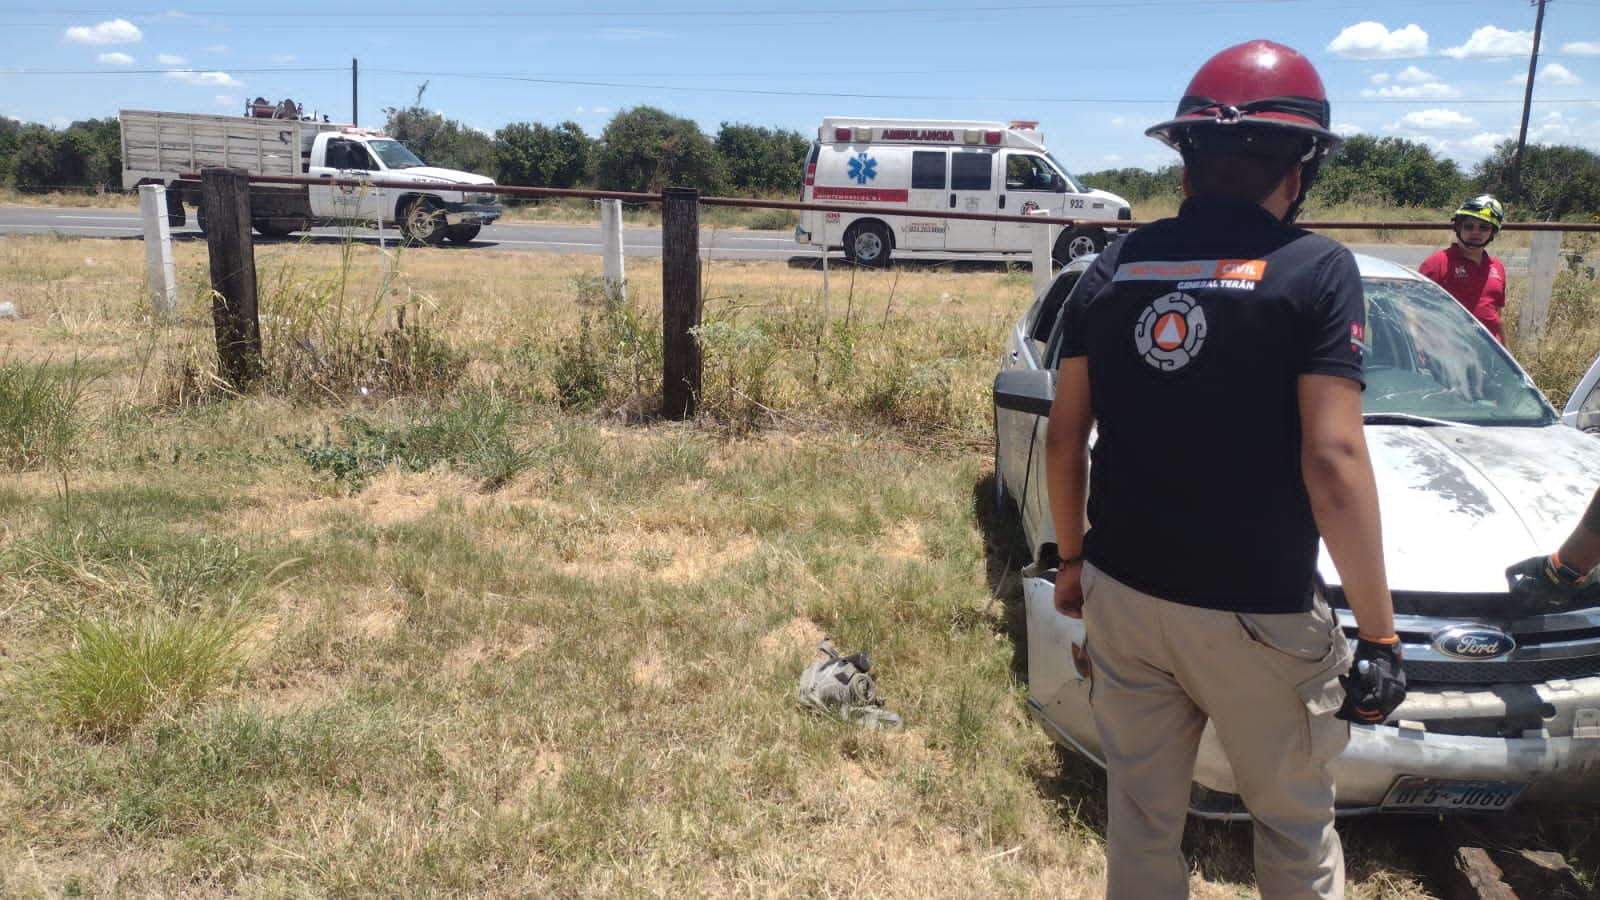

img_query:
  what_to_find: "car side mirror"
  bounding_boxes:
[994,368,1055,417]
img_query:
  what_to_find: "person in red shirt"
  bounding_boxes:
[1418,195,1508,342]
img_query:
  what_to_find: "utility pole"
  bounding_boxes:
[1512,0,1548,197]
[352,58,359,126]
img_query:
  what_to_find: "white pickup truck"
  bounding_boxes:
[119,108,502,244]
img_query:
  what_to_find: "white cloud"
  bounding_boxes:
[157,53,185,65]
[1561,40,1600,56]
[1363,65,1456,98]
[1393,109,1478,130]
[97,52,135,65]
[64,19,141,46]
[1532,111,1572,141]
[270,53,295,63]
[1464,132,1507,155]
[1541,63,1582,85]
[1328,22,1429,60]
[165,69,243,88]
[1333,122,1363,137]
[1443,26,1533,60]
[1109,115,1126,128]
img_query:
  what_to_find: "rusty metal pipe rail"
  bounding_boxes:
[180,172,1600,234]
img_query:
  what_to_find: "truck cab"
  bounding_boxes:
[295,129,501,244]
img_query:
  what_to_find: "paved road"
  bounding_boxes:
[0,204,1514,272]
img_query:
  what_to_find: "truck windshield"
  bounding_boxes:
[367,139,427,170]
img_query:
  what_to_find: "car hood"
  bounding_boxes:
[1325,422,1600,594]
[387,167,496,186]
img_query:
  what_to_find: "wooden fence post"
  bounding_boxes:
[201,167,263,389]
[661,187,702,419]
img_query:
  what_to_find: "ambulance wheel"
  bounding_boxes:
[1053,227,1104,265]
[844,222,892,268]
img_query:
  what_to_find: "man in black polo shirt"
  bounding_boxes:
[1042,40,1406,899]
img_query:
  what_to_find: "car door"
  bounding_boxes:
[1561,350,1600,433]
[994,261,1088,552]
[308,137,384,223]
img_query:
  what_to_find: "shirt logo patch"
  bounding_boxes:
[1135,291,1207,371]
[1350,321,1366,357]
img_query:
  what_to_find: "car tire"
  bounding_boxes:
[444,224,481,244]
[844,222,892,268]
[1053,227,1104,266]
[401,198,448,245]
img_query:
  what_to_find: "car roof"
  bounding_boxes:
[1066,250,1425,282]
[1353,252,1427,282]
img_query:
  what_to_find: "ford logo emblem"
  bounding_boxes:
[1432,625,1517,660]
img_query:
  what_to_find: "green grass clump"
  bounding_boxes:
[20,610,250,741]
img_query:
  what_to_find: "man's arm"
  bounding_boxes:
[1044,356,1093,617]
[1298,373,1394,639]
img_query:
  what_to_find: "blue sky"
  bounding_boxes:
[2,1,1597,176]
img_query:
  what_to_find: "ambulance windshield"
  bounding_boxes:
[1045,154,1086,193]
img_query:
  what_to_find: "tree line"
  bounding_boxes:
[2,105,1597,221]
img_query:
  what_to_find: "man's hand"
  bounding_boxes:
[1336,638,1406,723]
[1506,554,1586,612]
[1054,559,1085,618]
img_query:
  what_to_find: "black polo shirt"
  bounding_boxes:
[1059,196,1366,613]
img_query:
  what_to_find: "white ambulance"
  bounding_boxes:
[794,117,1132,268]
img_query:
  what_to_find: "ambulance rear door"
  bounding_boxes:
[902,148,949,251]
[943,148,999,252]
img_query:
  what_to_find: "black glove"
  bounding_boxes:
[1506,554,1586,612]
[1336,638,1406,724]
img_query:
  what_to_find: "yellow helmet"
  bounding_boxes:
[1452,195,1504,231]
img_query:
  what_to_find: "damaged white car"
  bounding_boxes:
[993,252,1600,817]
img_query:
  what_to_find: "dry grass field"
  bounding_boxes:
[0,222,1596,898]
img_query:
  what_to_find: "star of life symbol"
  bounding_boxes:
[847,152,877,185]
[1134,291,1207,371]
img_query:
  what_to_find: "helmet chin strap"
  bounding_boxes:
[1455,224,1494,249]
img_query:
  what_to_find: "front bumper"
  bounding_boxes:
[444,200,502,227]
[1022,571,1600,818]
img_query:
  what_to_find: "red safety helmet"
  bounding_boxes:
[1147,39,1341,158]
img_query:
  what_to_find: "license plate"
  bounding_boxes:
[1380,777,1524,813]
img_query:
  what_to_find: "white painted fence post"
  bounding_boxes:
[1521,231,1563,340]
[601,199,626,299]
[138,184,178,322]
[1030,215,1057,297]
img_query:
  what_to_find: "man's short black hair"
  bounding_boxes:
[1179,125,1309,205]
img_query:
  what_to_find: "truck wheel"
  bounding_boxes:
[1053,227,1104,266]
[401,198,447,245]
[844,222,892,268]
[253,219,298,238]
[444,225,481,244]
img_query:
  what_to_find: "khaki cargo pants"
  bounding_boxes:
[1081,562,1354,900]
